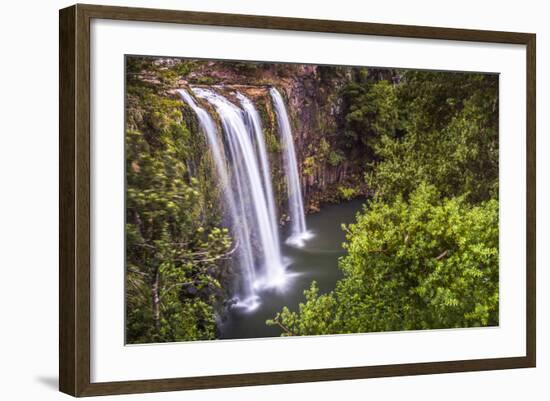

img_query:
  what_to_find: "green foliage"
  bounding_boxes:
[328,150,346,167]
[233,62,261,74]
[337,186,358,200]
[340,79,399,155]
[268,184,499,335]
[192,76,216,85]
[256,101,281,154]
[173,60,199,77]
[302,156,317,177]
[368,71,499,203]
[125,69,232,344]
[302,138,348,177]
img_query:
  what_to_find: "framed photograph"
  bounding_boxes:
[59,4,536,397]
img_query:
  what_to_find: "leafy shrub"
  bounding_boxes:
[268,184,499,335]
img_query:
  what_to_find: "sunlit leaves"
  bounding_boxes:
[270,184,499,335]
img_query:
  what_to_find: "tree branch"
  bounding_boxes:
[128,267,149,278]
[435,250,449,261]
[271,316,296,336]
[173,241,239,264]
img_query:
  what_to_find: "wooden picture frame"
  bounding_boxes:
[59,3,536,397]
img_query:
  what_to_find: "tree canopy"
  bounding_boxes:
[268,184,499,335]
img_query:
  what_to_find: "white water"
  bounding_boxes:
[177,90,259,307]
[191,88,288,303]
[270,88,313,248]
[236,92,280,249]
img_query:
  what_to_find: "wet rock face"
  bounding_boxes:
[274,65,370,211]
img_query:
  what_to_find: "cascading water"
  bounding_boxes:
[236,92,279,249]
[191,87,289,303]
[270,88,313,247]
[177,89,258,308]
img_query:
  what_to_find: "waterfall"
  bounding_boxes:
[189,87,289,304]
[236,93,279,249]
[179,86,313,311]
[177,89,258,308]
[270,88,313,248]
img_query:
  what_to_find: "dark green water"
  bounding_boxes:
[219,199,365,340]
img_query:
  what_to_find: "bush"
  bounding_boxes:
[268,184,499,335]
[337,186,358,200]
